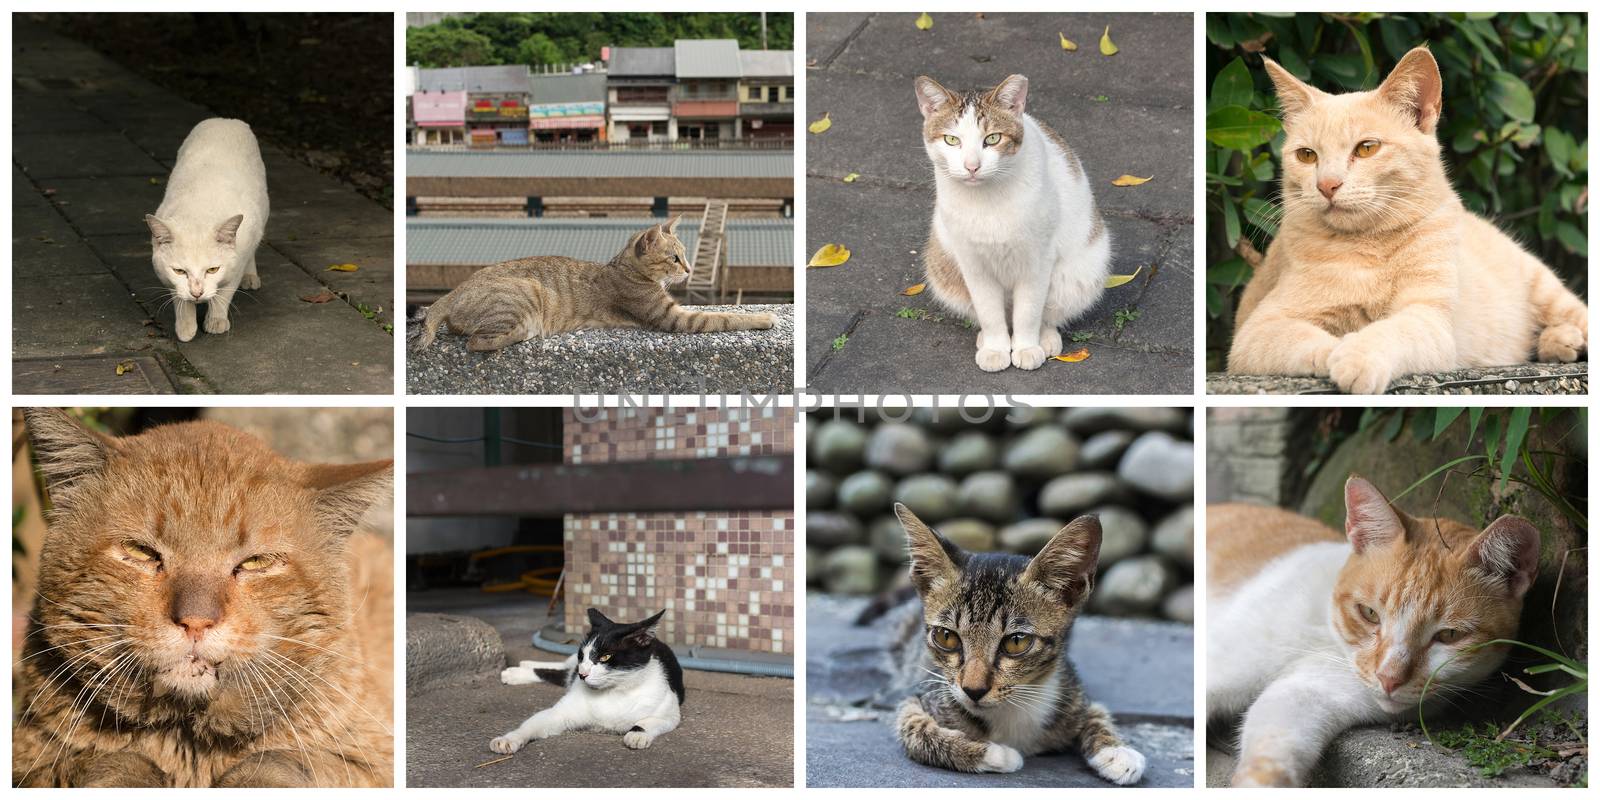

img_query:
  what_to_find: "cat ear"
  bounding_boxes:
[1344,475,1404,553]
[145,214,174,246]
[987,74,1029,116]
[894,503,962,593]
[634,225,659,256]
[1263,57,1327,121]
[586,608,615,629]
[1466,516,1541,599]
[1020,515,1102,606]
[1375,46,1443,134]
[302,459,392,538]
[625,609,666,646]
[914,76,957,119]
[23,408,119,512]
[664,215,681,235]
[215,214,244,246]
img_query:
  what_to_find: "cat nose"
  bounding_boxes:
[961,684,989,702]
[964,162,980,175]
[189,286,204,298]
[175,615,218,642]
[1317,177,1343,199]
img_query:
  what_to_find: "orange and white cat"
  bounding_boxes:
[1207,475,1541,787]
[1227,46,1587,393]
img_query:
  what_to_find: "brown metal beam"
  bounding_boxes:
[407,455,793,517]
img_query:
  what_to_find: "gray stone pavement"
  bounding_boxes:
[11,19,392,394]
[806,593,1194,788]
[805,13,1194,395]
[1208,363,1589,395]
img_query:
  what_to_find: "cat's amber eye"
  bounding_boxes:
[172,268,185,275]
[1357,604,1379,624]
[1434,628,1465,644]
[123,543,161,563]
[929,626,961,651]
[983,133,1002,147]
[1355,140,1381,158]
[236,555,272,573]
[206,266,220,274]
[599,653,612,662]
[942,134,960,147]
[1294,148,1318,164]
[1001,633,1035,656]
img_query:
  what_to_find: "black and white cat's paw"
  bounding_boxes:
[978,742,1024,773]
[623,727,656,750]
[489,734,526,755]
[1088,745,1146,786]
[501,665,540,686]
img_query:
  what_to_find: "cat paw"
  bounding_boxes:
[1039,327,1064,356]
[241,273,261,290]
[500,666,538,686]
[1011,345,1047,370]
[1537,323,1585,362]
[1327,342,1393,395]
[749,312,777,330]
[623,730,655,750]
[1232,756,1296,787]
[204,315,231,335]
[1088,745,1146,786]
[1308,337,1339,375]
[489,735,524,755]
[976,349,1010,372]
[978,742,1024,773]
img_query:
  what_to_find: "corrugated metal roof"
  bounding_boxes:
[407,150,793,179]
[675,40,742,79]
[739,51,794,79]
[529,73,607,105]
[609,47,674,77]
[409,217,793,268]
[417,65,531,94]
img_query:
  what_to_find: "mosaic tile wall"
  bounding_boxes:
[562,407,795,655]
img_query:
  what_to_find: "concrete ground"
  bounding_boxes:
[805,13,1193,395]
[12,18,392,394]
[405,589,794,788]
[1208,363,1589,395]
[806,594,1195,788]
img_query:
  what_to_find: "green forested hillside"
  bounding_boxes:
[407,12,794,68]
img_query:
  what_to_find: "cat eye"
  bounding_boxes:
[1294,148,1318,164]
[929,626,961,652]
[206,266,220,274]
[122,543,161,564]
[235,555,272,573]
[1357,604,1379,624]
[672,255,682,265]
[1355,140,1381,158]
[942,134,960,147]
[1434,628,1465,644]
[172,268,186,275]
[1000,633,1035,656]
[983,133,1002,147]
[599,654,612,662]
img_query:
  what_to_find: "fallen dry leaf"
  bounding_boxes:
[843,172,860,183]
[915,12,933,31]
[902,282,926,296]
[326,263,359,272]
[808,113,832,135]
[1111,174,1153,186]
[1053,348,1091,363]
[808,243,851,268]
[1059,32,1077,51]
[1100,26,1119,56]
[114,359,136,376]
[300,289,338,303]
[148,177,163,185]
[1105,265,1144,288]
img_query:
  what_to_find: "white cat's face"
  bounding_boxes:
[146,214,241,302]
[916,75,1027,187]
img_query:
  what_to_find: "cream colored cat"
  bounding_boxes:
[1227,47,1587,393]
[1208,476,1541,787]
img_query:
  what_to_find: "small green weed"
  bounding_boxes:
[1070,331,1095,343]
[1112,307,1141,333]
[832,334,848,351]
[895,307,932,320]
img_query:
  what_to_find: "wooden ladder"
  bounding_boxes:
[684,199,729,304]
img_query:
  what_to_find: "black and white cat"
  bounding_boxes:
[490,608,685,753]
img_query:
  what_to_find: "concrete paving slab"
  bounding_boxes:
[272,236,396,325]
[41,175,168,237]
[13,130,167,179]
[14,355,177,395]
[1207,363,1589,395]
[12,271,162,360]
[9,93,105,134]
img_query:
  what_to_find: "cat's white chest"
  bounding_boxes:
[565,661,678,732]
[980,700,1052,754]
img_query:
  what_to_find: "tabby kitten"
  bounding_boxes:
[1228,46,1588,393]
[885,504,1144,784]
[13,409,394,788]
[414,216,776,352]
[1208,476,1541,787]
[916,74,1111,372]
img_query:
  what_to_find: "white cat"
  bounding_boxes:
[145,118,269,342]
[915,74,1111,372]
[491,609,684,753]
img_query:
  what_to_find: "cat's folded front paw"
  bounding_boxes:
[1327,341,1393,395]
[975,349,1010,372]
[1232,755,1296,787]
[622,730,655,750]
[979,742,1024,773]
[749,312,777,330]
[1088,745,1146,786]
[204,315,231,335]
[489,735,524,755]
[500,666,537,686]
[1011,345,1047,371]
[1537,323,1585,362]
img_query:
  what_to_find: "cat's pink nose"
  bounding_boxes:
[175,616,217,642]
[1378,672,1405,695]
[964,162,980,175]
[189,287,204,299]
[1318,177,1343,200]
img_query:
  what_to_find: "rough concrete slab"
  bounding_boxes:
[14,355,177,394]
[272,236,396,325]
[406,613,505,698]
[12,271,163,360]
[1207,363,1589,395]
[10,93,105,134]
[39,175,168,236]
[1206,725,1564,788]
[12,130,167,179]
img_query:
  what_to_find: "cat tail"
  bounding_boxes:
[413,292,452,350]
[853,584,919,626]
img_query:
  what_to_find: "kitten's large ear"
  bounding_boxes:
[302,459,392,538]
[625,609,666,646]
[24,408,118,511]
[663,215,681,235]
[1344,475,1404,553]
[587,608,615,629]
[1263,57,1327,121]
[1019,515,1102,606]
[1466,516,1541,599]
[215,214,244,246]
[895,502,962,593]
[145,214,174,246]
[634,225,660,256]
[987,74,1029,116]
[914,76,957,119]
[1375,46,1443,134]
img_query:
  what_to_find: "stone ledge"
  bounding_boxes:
[404,613,504,698]
[1207,724,1566,788]
[1207,363,1588,395]
[406,303,794,395]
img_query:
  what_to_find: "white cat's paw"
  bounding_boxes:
[500,666,538,686]
[1308,337,1339,375]
[1327,341,1393,395]
[1040,327,1064,356]
[1088,745,1146,786]
[978,742,1023,773]
[204,315,231,335]
[1232,755,1296,787]
[623,729,655,750]
[976,348,1010,372]
[1011,345,1047,371]
[241,273,261,290]
[489,735,524,755]
[1537,323,1585,362]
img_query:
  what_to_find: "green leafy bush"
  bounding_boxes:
[406,12,794,68]
[1205,13,1588,370]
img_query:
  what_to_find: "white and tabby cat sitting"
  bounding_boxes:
[915,73,1111,372]
[491,609,685,754]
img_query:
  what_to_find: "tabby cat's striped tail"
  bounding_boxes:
[413,292,454,350]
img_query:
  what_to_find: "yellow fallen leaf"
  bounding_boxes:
[115,359,135,376]
[1111,174,1153,186]
[1100,26,1119,56]
[1105,265,1144,288]
[327,263,359,272]
[1053,348,1091,363]
[902,282,926,296]
[1059,32,1077,51]
[148,177,163,185]
[808,112,832,134]
[843,172,860,183]
[915,12,933,31]
[808,243,851,268]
